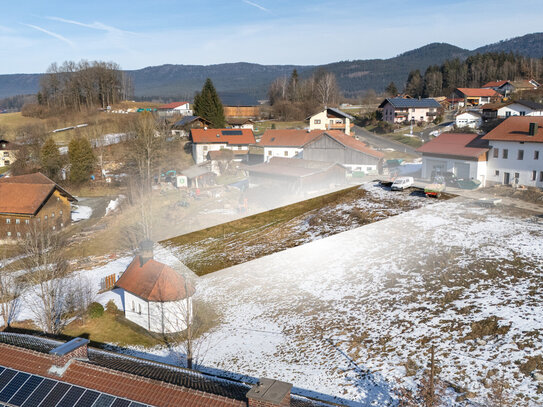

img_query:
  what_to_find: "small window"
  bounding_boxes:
[314,119,321,124]
[59,210,63,215]
[132,301,135,312]
[5,219,10,224]
[284,151,288,157]
[502,149,508,159]
[267,150,272,156]
[15,219,20,224]
[138,304,142,315]
[515,172,520,179]
[25,219,29,224]
[16,232,21,238]
[44,215,48,220]
[535,151,539,160]
[532,170,537,181]
[51,212,55,218]
[203,145,208,151]
[540,171,543,182]
[520,111,526,116]
[518,150,524,160]
[6,232,11,237]
[493,148,499,158]
[495,170,499,176]
[52,226,55,231]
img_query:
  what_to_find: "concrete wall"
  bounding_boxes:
[263,147,302,162]
[486,141,543,187]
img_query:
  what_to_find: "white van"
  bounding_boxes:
[391,177,414,191]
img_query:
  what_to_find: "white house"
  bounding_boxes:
[379,98,441,124]
[496,100,543,118]
[258,129,325,162]
[417,133,489,185]
[115,241,195,334]
[226,118,255,130]
[158,102,193,117]
[455,111,483,129]
[308,108,353,135]
[483,117,543,187]
[190,128,256,164]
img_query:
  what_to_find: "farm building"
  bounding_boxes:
[157,101,192,117]
[115,241,195,334]
[170,116,211,137]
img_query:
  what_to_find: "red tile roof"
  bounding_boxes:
[316,131,384,159]
[456,88,501,97]
[417,133,489,158]
[482,116,543,143]
[482,80,508,88]
[115,257,195,302]
[259,129,325,147]
[158,102,190,109]
[0,173,76,215]
[191,128,255,145]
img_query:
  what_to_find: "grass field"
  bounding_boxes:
[0,113,43,139]
[253,120,306,136]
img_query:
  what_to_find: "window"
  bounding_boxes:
[411,108,416,112]
[518,150,524,160]
[505,111,511,117]
[203,145,208,151]
[540,171,543,182]
[267,150,272,156]
[59,210,63,215]
[495,170,500,176]
[4,160,9,165]
[44,215,48,220]
[51,212,55,218]
[16,232,21,238]
[15,219,20,224]
[5,219,10,224]
[314,119,321,124]
[493,148,499,158]
[535,151,540,160]
[6,232,11,237]
[502,149,508,159]
[25,219,29,224]
[138,304,141,315]
[52,226,55,231]
[132,301,135,312]
[284,151,288,156]
[532,170,537,181]
[515,172,520,179]
[520,111,526,116]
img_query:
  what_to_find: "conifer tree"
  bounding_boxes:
[385,81,398,96]
[193,78,226,128]
[68,137,95,184]
[40,137,62,181]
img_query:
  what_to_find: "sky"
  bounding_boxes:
[1,0,543,74]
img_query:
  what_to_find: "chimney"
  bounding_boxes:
[529,122,538,136]
[139,239,154,266]
[48,337,89,376]
[247,378,292,407]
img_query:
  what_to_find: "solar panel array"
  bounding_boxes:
[221,130,243,136]
[0,366,153,407]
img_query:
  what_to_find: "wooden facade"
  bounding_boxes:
[303,134,381,167]
[224,106,260,118]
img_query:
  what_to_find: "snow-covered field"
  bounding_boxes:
[71,204,93,222]
[9,183,543,406]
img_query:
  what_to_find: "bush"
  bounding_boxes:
[87,302,104,319]
[374,121,394,134]
[105,299,119,314]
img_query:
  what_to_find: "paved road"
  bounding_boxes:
[353,125,421,157]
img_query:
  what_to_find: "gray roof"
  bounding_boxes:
[379,98,441,109]
[326,107,354,120]
[172,116,209,127]
[513,99,543,111]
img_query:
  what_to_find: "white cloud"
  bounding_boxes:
[242,0,271,14]
[46,16,136,35]
[22,23,75,47]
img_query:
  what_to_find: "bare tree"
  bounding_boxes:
[315,71,340,106]
[64,274,96,324]
[0,256,24,328]
[19,224,70,334]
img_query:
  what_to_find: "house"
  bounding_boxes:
[482,80,515,96]
[482,116,543,187]
[454,88,502,106]
[0,173,76,241]
[227,117,255,130]
[115,241,195,334]
[259,129,326,162]
[157,101,192,117]
[0,139,17,167]
[307,107,354,135]
[180,164,217,187]
[509,79,540,93]
[417,133,489,185]
[170,115,212,137]
[190,128,255,164]
[496,100,543,118]
[0,332,315,407]
[302,131,384,174]
[379,98,442,124]
[455,111,483,129]
[246,157,346,192]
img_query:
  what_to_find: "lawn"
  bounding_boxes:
[253,120,307,136]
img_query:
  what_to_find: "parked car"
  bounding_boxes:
[391,177,414,191]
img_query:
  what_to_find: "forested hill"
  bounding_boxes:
[0,32,542,101]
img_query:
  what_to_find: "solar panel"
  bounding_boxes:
[57,385,85,407]
[222,130,243,136]
[0,369,17,393]
[110,399,131,407]
[74,390,100,407]
[21,379,55,407]
[40,382,70,406]
[92,393,115,407]
[129,402,148,407]
[8,375,43,406]
[0,372,30,401]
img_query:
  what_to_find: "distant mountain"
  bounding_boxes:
[1,32,542,102]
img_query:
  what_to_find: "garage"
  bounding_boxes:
[454,162,471,179]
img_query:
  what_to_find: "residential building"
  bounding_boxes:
[482,116,543,187]
[0,139,17,167]
[378,98,441,124]
[454,88,502,106]
[482,80,516,96]
[0,332,318,407]
[259,129,325,162]
[302,131,384,174]
[227,117,255,130]
[190,128,256,164]
[157,101,192,117]
[455,111,483,129]
[0,173,76,241]
[115,241,195,334]
[417,133,489,185]
[482,100,543,120]
[308,107,354,135]
[170,115,212,137]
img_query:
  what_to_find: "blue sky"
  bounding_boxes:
[1,0,543,74]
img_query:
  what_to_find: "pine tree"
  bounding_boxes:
[405,70,423,97]
[40,137,62,181]
[385,81,398,96]
[193,78,226,128]
[68,137,95,184]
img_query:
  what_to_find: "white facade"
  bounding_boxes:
[263,146,302,162]
[455,112,482,129]
[123,290,193,334]
[309,110,351,135]
[192,143,249,164]
[486,141,543,187]
[497,104,543,118]
[421,156,487,185]
[382,104,438,124]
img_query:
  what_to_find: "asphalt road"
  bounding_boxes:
[353,125,421,157]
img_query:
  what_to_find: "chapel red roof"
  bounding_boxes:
[417,133,489,159]
[190,128,255,145]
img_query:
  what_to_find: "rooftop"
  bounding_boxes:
[417,133,489,158]
[378,98,441,109]
[259,129,325,147]
[456,88,501,98]
[158,102,190,110]
[314,131,384,159]
[482,116,543,143]
[190,128,256,145]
